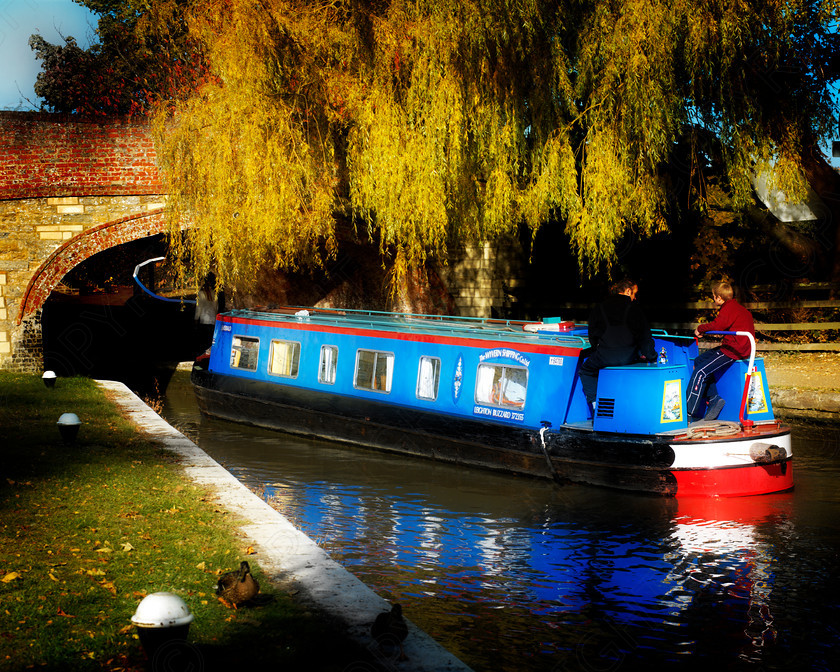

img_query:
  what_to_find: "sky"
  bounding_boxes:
[0,0,98,110]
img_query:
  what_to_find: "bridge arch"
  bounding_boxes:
[1,111,169,371]
[17,211,168,324]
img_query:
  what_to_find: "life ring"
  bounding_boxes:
[523,321,575,333]
[490,381,525,408]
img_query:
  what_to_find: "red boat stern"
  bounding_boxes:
[672,459,793,497]
[668,422,793,497]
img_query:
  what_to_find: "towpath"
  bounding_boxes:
[762,351,840,421]
[98,380,473,672]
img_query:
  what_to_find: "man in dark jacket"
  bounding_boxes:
[687,281,755,421]
[579,278,657,415]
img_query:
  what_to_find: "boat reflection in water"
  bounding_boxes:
[258,457,819,671]
[662,496,790,666]
[164,376,838,671]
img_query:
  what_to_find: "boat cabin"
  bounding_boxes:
[203,308,776,437]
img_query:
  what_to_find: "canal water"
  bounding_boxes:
[162,371,840,672]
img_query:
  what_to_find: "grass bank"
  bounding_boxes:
[0,373,372,671]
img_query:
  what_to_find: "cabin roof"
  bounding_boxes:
[220,307,589,347]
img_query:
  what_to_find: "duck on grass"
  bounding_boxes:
[216,561,260,609]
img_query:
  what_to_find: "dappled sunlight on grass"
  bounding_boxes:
[0,373,373,671]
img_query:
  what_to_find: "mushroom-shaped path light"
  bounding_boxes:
[56,413,81,444]
[131,592,194,658]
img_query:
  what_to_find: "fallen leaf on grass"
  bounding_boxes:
[48,572,58,582]
[57,607,75,618]
[1,572,20,583]
[120,542,134,552]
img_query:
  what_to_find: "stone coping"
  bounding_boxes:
[96,379,472,672]
[769,389,840,422]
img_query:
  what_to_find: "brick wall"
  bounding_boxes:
[446,237,525,318]
[9,312,43,373]
[0,112,163,199]
[0,112,168,372]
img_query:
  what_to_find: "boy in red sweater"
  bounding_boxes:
[687,281,755,422]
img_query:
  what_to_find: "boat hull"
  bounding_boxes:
[192,366,792,497]
[671,460,793,498]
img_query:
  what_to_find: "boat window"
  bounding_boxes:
[230,335,260,371]
[268,339,300,378]
[319,345,338,385]
[475,363,528,409]
[355,349,394,393]
[416,356,441,401]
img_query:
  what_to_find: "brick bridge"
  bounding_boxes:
[0,112,167,372]
[0,111,524,374]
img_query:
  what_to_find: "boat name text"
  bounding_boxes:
[479,349,530,367]
[473,406,525,422]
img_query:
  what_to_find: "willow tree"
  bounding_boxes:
[147,0,840,295]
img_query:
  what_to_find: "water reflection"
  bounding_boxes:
[163,372,840,671]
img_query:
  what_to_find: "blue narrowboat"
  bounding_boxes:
[191,306,792,497]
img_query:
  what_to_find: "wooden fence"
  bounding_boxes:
[549,282,840,351]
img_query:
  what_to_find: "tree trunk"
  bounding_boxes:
[746,207,828,274]
[799,142,840,292]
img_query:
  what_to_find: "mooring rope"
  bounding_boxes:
[684,421,742,439]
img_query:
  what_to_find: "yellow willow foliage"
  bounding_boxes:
[348,74,456,265]
[152,0,342,292]
[677,0,840,207]
[571,127,667,272]
[569,0,677,272]
[148,0,840,293]
[148,0,588,293]
[347,0,579,282]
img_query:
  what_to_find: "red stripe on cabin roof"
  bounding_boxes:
[219,314,584,357]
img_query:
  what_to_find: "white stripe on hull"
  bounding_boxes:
[669,433,791,470]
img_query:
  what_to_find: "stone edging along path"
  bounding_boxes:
[770,388,840,417]
[96,380,473,672]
